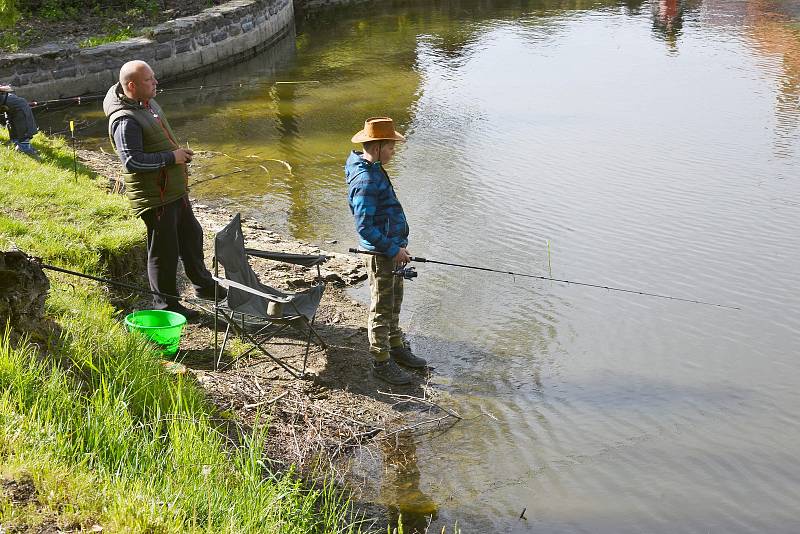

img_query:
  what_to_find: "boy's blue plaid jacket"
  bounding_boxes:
[345,151,409,258]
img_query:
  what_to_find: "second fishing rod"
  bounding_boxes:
[27,80,320,110]
[348,248,741,310]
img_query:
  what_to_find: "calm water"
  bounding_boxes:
[44,0,800,531]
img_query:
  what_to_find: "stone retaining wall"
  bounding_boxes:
[0,0,293,101]
[294,0,374,10]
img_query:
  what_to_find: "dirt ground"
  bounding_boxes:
[177,204,441,470]
[73,149,458,529]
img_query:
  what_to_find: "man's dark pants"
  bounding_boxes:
[140,195,215,309]
[1,93,38,141]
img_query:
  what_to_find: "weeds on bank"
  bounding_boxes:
[0,135,365,532]
[1,289,362,532]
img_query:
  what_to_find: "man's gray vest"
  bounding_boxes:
[104,84,187,217]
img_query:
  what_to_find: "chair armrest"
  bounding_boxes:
[245,249,328,267]
[212,276,293,303]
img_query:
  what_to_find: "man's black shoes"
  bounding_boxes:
[196,285,227,301]
[165,303,201,321]
[390,345,427,368]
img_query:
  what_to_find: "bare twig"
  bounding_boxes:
[379,414,456,440]
[377,390,462,420]
[243,390,288,409]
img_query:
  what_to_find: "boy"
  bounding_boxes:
[345,117,427,385]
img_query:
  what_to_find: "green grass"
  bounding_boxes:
[0,134,365,532]
[79,25,135,48]
[0,132,142,275]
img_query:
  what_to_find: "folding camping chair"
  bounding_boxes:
[212,213,328,377]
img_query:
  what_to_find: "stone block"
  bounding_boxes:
[86,60,107,74]
[176,20,196,35]
[175,37,194,54]
[229,24,242,36]
[241,20,254,32]
[155,44,173,60]
[0,53,35,70]
[212,31,228,43]
[14,62,38,75]
[152,27,177,43]
[53,65,78,79]
[29,43,72,60]
[31,70,51,83]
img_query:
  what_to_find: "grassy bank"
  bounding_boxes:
[0,134,363,532]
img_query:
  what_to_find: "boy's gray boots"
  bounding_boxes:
[373,359,412,385]
[390,345,427,368]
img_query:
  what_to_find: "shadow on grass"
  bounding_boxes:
[33,138,105,183]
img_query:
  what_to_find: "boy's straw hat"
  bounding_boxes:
[351,117,406,143]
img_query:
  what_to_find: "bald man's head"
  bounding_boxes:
[119,60,158,101]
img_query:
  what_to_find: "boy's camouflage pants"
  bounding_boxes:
[365,254,405,362]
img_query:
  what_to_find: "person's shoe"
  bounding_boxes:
[165,303,201,321]
[390,345,427,368]
[13,141,40,161]
[373,358,412,385]
[196,285,227,301]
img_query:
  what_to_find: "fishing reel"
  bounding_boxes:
[393,266,418,280]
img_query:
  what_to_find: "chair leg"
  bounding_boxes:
[238,327,302,378]
[214,261,219,368]
[216,320,232,370]
[302,323,313,377]
[307,315,328,349]
[217,317,302,377]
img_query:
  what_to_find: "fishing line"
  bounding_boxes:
[349,249,741,310]
[190,166,264,187]
[36,260,289,324]
[156,80,319,94]
[37,260,203,306]
[28,80,320,110]
[45,118,104,136]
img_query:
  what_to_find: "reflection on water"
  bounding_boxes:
[380,433,438,532]
[652,0,688,47]
[36,0,800,531]
[742,1,800,157]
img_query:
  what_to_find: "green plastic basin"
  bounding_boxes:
[124,310,187,356]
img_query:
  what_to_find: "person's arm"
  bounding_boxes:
[350,179,400,258]
[0,84,11,92]
[112,117,176,173]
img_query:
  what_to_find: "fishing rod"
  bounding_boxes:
[28,80,321,110]
[155,80,320,94]
[190,166,258,187]
[29,93,106,109]
[348,249,740,310]
[37,261,196,305]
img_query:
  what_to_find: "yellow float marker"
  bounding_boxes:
[69,120,77,182]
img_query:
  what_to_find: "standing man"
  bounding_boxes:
[103,60,223,319]
[345,117,427,385]
[0,84,39,158]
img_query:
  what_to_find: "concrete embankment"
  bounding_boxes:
[0,0,388,101]
[0,0,294,101]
